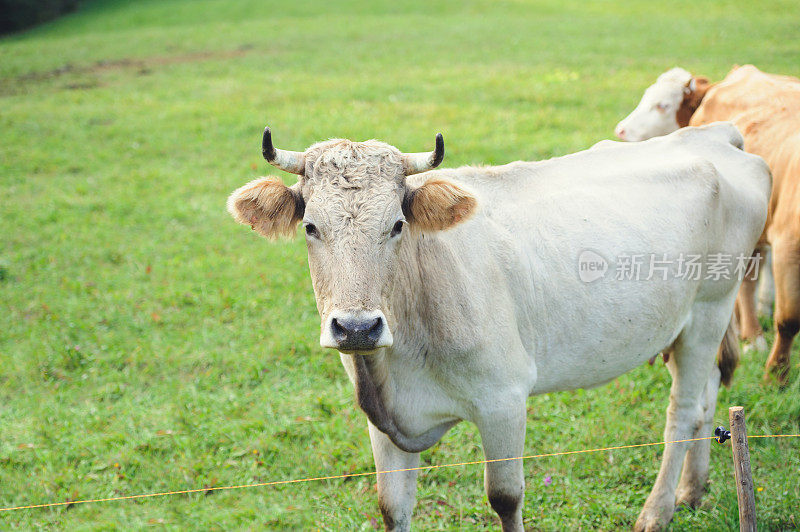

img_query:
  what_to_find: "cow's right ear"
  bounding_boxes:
[227,177,304,239]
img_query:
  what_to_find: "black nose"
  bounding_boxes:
[331,316,384,350]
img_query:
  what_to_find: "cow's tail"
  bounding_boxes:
[717,319,740,387]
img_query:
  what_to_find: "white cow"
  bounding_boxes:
[228,123,769,531]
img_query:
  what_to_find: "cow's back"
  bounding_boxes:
[691,65,800,233]
[693,65,800,127]
[413,123,770,393]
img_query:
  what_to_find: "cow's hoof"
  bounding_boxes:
[742,335,767,354]
[675,484,705,509]
[634,501,674,532]
[754,335,768,352]
[762,365,790,387]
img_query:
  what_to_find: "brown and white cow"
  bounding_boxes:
[616,65,800,384]
[228,124,769,531]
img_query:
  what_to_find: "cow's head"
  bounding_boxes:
[228,128,476,354]
[615,68,710,141]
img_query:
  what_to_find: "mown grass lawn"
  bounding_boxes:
[1,0,799,529]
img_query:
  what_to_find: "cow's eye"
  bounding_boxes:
[390,220,405,237]
[655,102,670,112]
[304,223,319,238]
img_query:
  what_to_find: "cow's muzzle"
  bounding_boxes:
[320,310,393,353]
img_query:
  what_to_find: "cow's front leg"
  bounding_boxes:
[475,402,527,532]
[368,422,420,532]
[756,244,774,318]
[738,246,767,351]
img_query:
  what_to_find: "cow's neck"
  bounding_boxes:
[677,78,714,127]
[351,353,452,453]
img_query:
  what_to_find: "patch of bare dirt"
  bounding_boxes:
[2,45,254,96]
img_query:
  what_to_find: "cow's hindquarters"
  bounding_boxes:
[675,362,721,507]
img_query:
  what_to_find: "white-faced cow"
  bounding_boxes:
[228,123,769,531]
[616,65,800,384]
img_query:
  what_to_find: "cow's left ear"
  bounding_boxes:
[227,177,304,239]
[403,178,477,232]
[688,76,711,95]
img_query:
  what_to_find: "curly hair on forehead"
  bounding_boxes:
[302,139,407,189]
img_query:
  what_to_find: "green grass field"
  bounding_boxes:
[2,0,799,529]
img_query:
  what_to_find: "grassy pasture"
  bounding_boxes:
[1,0,799,529]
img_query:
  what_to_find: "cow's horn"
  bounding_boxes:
[262,127,306,175]
[403,133,444,175]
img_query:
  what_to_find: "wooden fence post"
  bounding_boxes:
[729,406,757,532]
